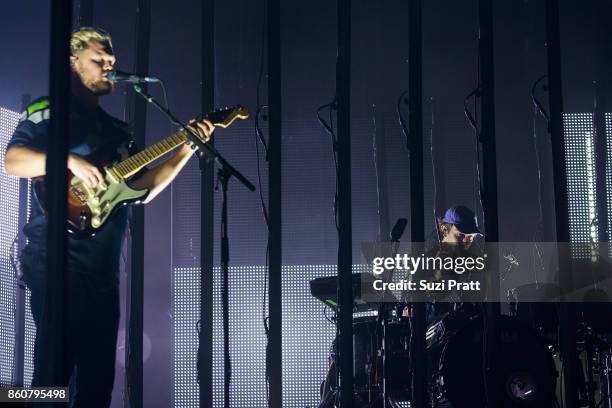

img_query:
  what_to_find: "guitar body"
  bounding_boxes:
[34,152,148,237]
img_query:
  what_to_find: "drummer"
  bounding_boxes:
[437,205,482,248]
[423,205,484,319]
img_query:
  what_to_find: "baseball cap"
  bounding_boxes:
[441,205,480,234]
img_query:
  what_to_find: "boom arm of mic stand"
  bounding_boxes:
[132,84,256,192]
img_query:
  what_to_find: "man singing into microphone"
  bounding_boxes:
[4,27,212,407]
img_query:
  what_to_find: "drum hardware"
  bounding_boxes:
[573,325,612,408]
[572,324,595,407]
[311,271,411,407]
[584,329,598,408]
[318,297,563,407]
[316,389,405,408]
[599,348,612,408]
[317,308,411,408]
[376,303,406,407]
[378,303,390,405]
[428,314,557,408]
[313,273,612,407]
[507,280,612,407]
[507,283,562,350]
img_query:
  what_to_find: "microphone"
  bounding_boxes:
[107,70,160,83]
[390,218,408,242]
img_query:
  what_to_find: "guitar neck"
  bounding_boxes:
[111,130,189,179]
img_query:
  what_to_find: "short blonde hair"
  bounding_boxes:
[70,27,114,55]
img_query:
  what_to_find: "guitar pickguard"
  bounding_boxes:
[68,168,148,234]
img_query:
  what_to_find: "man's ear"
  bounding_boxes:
[436,218,445,233]
[69,55,77,70]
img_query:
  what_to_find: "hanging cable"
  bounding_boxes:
[323,305,336,324]
[530,74,550,237]
[316,95,340,398]
[317,99,340,232]
[159,80,170,111]
[463,86,485,230]
[531,75,550,123]
[255,104,270,226]
[463,87,480,131]
[530,75,549,281]
[397,90,410,152]
[474,51,483,228]
[463,40,491,404]
[532,86,546,238]
[371,104,384,241]
[429,97,441,243]
[252,0,276,403]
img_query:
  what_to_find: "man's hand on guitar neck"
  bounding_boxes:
[183,118,214,151]
[130,118,215,204]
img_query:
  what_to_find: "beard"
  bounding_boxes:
[86,78,115,95]
[75,69,115,96]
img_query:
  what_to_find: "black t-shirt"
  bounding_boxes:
[8,97,136,289]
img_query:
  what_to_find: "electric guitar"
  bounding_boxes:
[34,105,249,236]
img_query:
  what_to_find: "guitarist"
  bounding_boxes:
[4,27,213,407]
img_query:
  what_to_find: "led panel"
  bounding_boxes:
[0,107,21,386]
[172,266,200,407]
[0,106,34,387]
[173,265,268,408]
[564,113,597,258]
[282,264,370,408]
[173,264,370,407]
[606,113,612,257]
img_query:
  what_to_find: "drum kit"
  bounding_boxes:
[310,275,612,408]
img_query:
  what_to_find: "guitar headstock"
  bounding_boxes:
[205,105,250,129]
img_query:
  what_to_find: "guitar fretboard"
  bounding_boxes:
[111,130,188,179]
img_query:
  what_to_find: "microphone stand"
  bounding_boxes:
[133,84,256,408]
